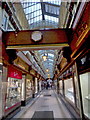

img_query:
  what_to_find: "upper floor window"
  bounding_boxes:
[2,10,9,31]
[2,10,14,31]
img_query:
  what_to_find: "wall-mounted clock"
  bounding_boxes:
[31,31,43,42]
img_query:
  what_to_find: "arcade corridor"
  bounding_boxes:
[14,89,74,119]
[0,1,90,120]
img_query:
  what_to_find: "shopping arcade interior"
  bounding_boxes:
[0,1,90,119]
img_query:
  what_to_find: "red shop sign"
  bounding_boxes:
[8,66,22,79]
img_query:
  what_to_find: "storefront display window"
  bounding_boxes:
[64,78,75,103]
[39,81,41,91]
[5,78,21,109]
[26,79,32,99]
[2,10,9,31]
[54,80,57,90]
[5,66,22,110]
[59,80,63,94]
[80,72,90,119]
[35,78,38,94]
[26,74,33,99]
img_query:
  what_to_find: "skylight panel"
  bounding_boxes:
[28,19,33,24]
[30,15,42,23]
[21,0,60,30]
[45,15,58,23]
[21,0,41,4]
[48,50,55,52]
[31,4,41,12]
[45,4,60,15]
[22,2,42,22]
[48,53,54,57]
[23,51,28,55]
[48,59,53,62]
[48,62,53,65]
[45,0,61,5]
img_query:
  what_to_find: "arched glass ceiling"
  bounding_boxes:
[33,50,59,78]
[21,0,61,29]
[23,50,59,79]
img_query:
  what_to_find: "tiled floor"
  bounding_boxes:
[15,89,73,119]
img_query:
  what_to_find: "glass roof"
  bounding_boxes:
[22,1,61,78]
[23,51,45,77]
[21,0,61,29]
[23,49,60,79]
[33,50,59,78]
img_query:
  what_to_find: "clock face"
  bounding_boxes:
[31,31,42,42]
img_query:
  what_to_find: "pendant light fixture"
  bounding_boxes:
[46,69,49,72]
[42,54,47,61]
[42,50,47,61]
[48,73,50,78]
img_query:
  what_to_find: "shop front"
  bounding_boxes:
[77,50,90,119]
[39,81,41,92]
[35,77,38,95]
[58,78,63,95]
[36,74,41,92]
[21,74,26,106]
[58,63,81,117]
[5,65,22,117]
[0,64,3,119]
[21,73,33,106]
[30,69,37,97]
[25,74,33,104]
[64,77,75,104]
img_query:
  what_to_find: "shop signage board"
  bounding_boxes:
[60,57,67,70]
[14,57,29,71]
[8,66,22,79]
[30,69,36,76]
[71,3,90,57]
[27,74,33,79]
[37,74,39,78]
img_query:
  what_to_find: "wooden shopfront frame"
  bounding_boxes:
[58,61,82,118]
[76,49,90,119]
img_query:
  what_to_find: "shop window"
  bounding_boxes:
[2,10,9,31]
[64,78,75,103]
[26,79,32,99]
[5,77,21,109]
[35,78,38,94]
[39,81,42,91]
[80,72,90,119]
[3,15,8,29]
[59,80,63,94]
[7,22,14,31]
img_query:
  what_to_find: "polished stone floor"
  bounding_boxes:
[14,89,73,119]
